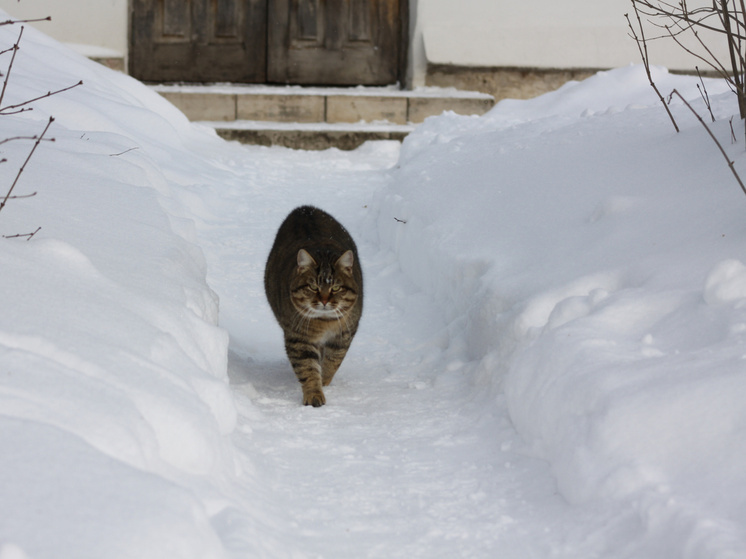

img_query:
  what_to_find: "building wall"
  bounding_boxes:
[0,0,128,59]
[410,0,728,86]
[0,0,729,93]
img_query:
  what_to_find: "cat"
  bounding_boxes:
[264,206,363,407]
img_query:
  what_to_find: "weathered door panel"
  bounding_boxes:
[268,0,401,86]
[130,0,267,82]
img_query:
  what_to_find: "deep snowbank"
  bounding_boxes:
[374,66,746,556]
[3,9,746,557]
[0,18,240,558]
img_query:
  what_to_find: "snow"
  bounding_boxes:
[199,119,415,133]
[64,42,123,60]
[151,82,494,100]
[1,13,746,559]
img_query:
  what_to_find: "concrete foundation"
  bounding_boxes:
[426,64,599,101]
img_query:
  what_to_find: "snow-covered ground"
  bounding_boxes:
[1,14,745,559]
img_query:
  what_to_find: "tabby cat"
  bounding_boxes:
[264,206,363,407]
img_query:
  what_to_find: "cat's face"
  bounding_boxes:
[290,249,359,318]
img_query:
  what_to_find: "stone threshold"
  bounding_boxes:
[152,84,494,124]
[203,120,414,151]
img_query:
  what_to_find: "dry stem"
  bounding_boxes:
[3,226,41,241]
[0,80,83,115]
[0,25,23,108]
[0,116,54,214]
[669,89,746,195]
[626,9,680,131]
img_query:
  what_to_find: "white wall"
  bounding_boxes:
[0,0,128,57]
[0,0,728,88]
[410,0,730,85]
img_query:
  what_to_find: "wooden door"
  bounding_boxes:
[130,0,405,85]
[268,0,403,85]
[130,0,267,82]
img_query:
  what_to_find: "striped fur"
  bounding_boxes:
[265,206,363,407]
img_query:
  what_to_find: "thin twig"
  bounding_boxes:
[720,0,746,118]
[4,192,37,200]
[3,226,41,241]
[631,0,746,125]
[632,0,745,39]
[0,135,55,146]
[0,116,54,214]
[696,67,716,122]
[109,147,139,157]
[730,116,738,143]
[0,25,23,109]
[0,80,83,115]
[663,22,732,85]
[0,18,50,27]
[669,89,746,196]
[626,8,680,131]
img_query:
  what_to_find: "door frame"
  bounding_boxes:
[396,0,409,86]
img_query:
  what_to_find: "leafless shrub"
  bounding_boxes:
[627,1,746,195]
[0,19,82,239]
[629,0,746,119]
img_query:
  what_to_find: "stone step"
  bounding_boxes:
[152,84,494,125]
[205,120,414,151]
[70,44,126,73]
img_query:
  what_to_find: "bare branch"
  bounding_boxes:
[0,135,55,146]
[0,17,50,27]
[0,80,83,115]
[669,89,746,196]
[0,25,23,108]
[634,0,746,121]
[626,8,680,131]
[3,192,37,200]
[0,15,77,240]
[664,23,732,80]
[730,116,738,143]
[3,226,41,241]
[0,107,32,116]
[719,0,745,116]
[633,0,746,39]
[696,67,716,122]
[0,116,54,215]
[109,147,139,157]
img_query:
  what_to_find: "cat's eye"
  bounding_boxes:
[331,285,341,292]
[308,283,319,292]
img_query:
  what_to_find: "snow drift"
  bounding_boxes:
[0,18,241,559]
[374,66,746,556]
[1,8,746,559]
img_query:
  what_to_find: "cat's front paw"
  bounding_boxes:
[303,390,326,407]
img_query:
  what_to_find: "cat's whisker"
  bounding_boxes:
[333,308,346,330]
[335,307,353,335]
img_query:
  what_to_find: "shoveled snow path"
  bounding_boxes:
[188,140,613,558]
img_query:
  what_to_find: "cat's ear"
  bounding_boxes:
[336,250,354,273]
[297,249,317,269]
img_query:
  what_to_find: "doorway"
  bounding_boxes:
[129,0,406,85]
